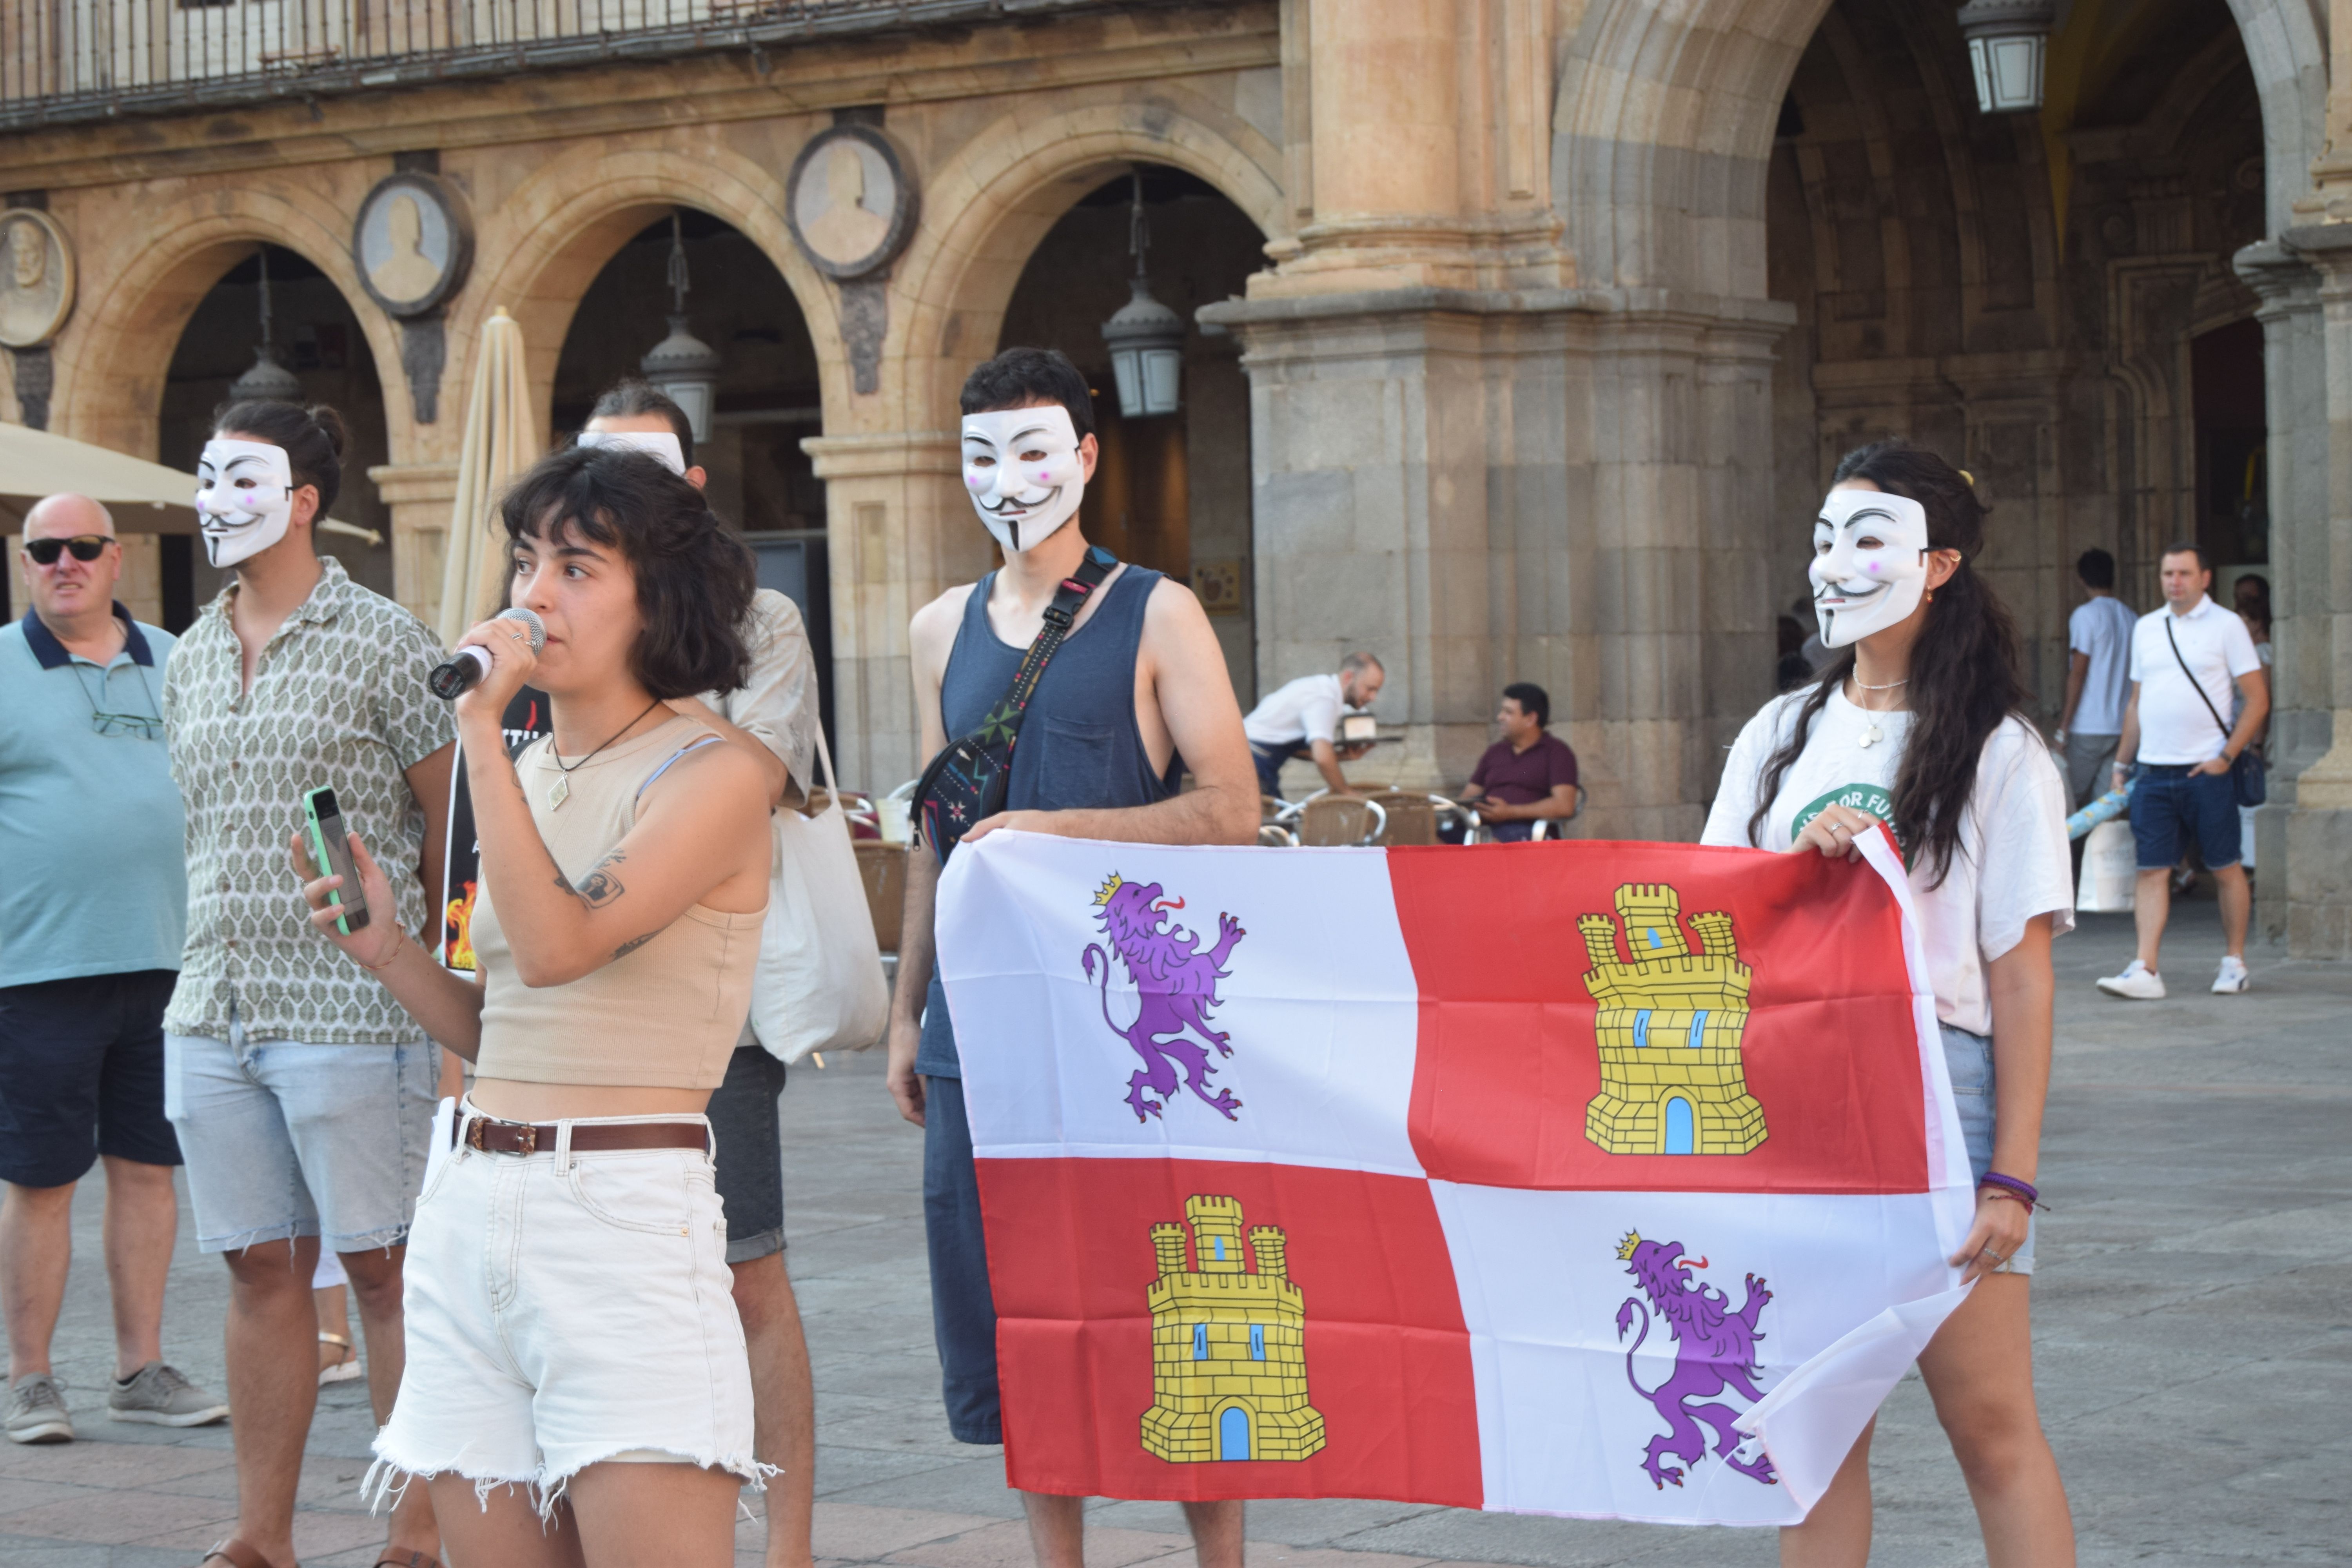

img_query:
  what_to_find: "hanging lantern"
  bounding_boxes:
[1100,172,1185,418]
[641,212,721,443]
[1956,0,2054,114]
[229,246,304,405]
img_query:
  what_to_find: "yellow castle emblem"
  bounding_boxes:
[1140,1197,1326,1463]
[1579,884,1767,1156]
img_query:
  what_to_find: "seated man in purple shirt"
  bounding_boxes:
[1459,683,1579,842]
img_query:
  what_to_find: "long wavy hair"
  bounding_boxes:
[1746,442,2029,884]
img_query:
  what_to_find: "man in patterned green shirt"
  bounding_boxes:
[161,402,452,1568]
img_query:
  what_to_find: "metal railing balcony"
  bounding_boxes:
[0,0,1107,132]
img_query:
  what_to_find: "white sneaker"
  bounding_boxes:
[2096,959,2166,1000]
[2212,956,2250,994]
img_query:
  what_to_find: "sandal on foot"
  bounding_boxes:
[198,1540,294,1568]
[317,1331,363,1386]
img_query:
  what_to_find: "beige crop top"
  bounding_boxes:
[470,715,765,1091]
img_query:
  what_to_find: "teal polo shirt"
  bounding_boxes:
[0,605,187,988]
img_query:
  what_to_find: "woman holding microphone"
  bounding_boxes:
[292,444,772,1565]
[1703,442,2076,1567]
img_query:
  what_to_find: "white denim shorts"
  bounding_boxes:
[369,1099,759,1510]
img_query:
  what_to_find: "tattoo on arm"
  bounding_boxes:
[611,932,657,961]
[572,851,627,909]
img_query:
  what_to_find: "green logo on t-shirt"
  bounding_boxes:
[1792,784,1910,865]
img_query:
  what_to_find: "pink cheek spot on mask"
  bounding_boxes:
[1867,562,1880,573]
[1035,471,1053,484]
[966,474,987,490]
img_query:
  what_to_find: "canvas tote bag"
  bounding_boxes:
[750,724,889,1063]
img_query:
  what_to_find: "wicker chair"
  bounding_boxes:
[1295,794,1387,847]
[855,840,907,953]
[1366,790,1441,847]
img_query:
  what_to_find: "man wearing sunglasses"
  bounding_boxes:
[0,494,226,1445]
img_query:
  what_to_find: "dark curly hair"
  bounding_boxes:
[498,445,754,700]
[1746,441,2029,885]
[958,346,1096,440]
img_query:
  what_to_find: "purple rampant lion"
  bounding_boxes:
[1082,873,1245,1122]
[1614,1232,1779,1491]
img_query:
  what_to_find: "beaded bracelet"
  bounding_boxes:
[1979,1171,2043,1209]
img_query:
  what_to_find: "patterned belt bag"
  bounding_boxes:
[913,546,1117,862]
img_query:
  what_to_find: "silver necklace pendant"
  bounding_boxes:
[1858,720,1884,750]
[546,772,571,811]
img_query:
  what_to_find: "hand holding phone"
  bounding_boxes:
[301,787,371,935]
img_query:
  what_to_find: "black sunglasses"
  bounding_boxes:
[25,535,111,566]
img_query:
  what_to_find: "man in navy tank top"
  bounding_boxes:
[886,348,1261,1568]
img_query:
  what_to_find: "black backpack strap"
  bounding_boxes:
[915,547,1119,860]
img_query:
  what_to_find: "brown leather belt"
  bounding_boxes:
[455,1114,708,1156]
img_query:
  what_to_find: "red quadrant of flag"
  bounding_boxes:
[1390,842,1929,1193]
[975,1156,1483,1506]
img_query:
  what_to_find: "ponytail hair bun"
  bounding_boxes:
[211,399,348,518]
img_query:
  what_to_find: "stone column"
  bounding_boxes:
[802,430,968,791]
[2272,224,2352,956]
[2234,241,2328,937]
[369,461,460,628]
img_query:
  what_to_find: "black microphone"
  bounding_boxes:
[428,608,545,699]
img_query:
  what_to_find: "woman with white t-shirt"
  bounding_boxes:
[1703,442,2076,1568]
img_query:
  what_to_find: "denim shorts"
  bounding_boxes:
[1942,1023,2036,1274]
[708,1042,787,1265]
[2129,763,2241,870]
[163,1012,437,1255]
[372,1099,758,1508]
[0,971,180,1188]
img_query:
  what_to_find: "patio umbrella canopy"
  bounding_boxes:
[437,305,540,646]
[0,422,198,532]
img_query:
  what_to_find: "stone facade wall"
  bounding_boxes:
[6,0,2352,949]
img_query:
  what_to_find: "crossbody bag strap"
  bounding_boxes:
[976,546,1119,745]
[2163,616,2234,743]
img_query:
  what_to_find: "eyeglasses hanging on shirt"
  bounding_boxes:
[24,535,111,566]
[69,661,163,741]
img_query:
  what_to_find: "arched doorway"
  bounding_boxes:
[995,166,1268,706]
[549,209,830,737]
[1763,0,2268,711]
[157,244,395,630]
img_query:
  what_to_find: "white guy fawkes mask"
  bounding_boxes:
[577,428,687,476]
[1809,488,1933,647]
[961,405,1086,555]
[194,438,296,569]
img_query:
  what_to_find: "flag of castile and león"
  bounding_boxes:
[934,829,1980,1527]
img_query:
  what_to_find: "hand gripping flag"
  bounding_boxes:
[935,830,1979,1526]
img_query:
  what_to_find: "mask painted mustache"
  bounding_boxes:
[1815,578,1891,607]
[976,491,1055,515]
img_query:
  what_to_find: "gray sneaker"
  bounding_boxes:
[107,1362,229,1428]
[5,1374,75,1444]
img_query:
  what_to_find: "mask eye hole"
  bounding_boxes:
[1015,447,1050,463]
[1854,534,1883,550]
[966,454,996,469]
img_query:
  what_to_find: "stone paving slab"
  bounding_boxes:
[4,897,2346,1565]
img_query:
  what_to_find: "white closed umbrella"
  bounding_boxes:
[437,305,539,645]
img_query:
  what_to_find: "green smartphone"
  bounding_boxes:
[301,786,371,936]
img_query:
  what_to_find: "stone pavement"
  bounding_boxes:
[4,897,2346,1566]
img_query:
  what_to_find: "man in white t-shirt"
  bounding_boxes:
[2055,548,2136,808]
[2096,545,2268,1000]
[1242,652,1383,799]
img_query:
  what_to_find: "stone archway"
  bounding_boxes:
[885,89,1286,437]
[54,190,409,463]
[454,141,846,445]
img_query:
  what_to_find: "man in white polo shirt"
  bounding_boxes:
[2097,544,2268,999]
[1243,651,1383,799]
